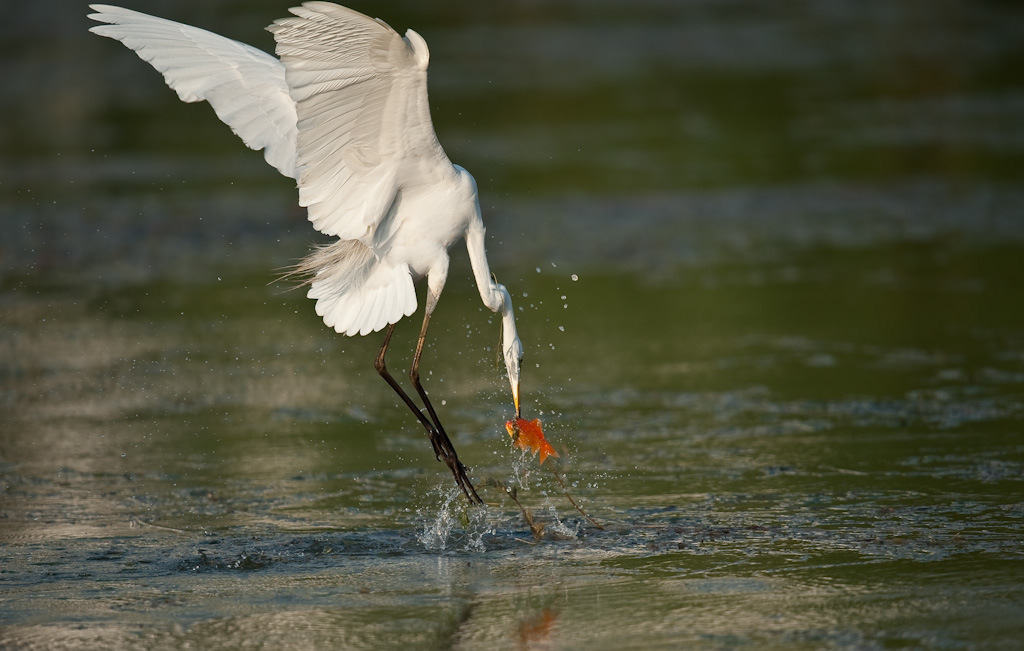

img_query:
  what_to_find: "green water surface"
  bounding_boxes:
[2,0,1024,648]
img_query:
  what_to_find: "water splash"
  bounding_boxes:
[416,484,492,552]
[542,501,581,540]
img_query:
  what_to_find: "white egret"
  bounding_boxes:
[88,2,526,503]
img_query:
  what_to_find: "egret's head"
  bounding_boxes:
[482,271,523,417]
[487,275,524,417]
[503,332,524,418]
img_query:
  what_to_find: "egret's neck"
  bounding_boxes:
[465,214,506,315]
[465,212,523,403]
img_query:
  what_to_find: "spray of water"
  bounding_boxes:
[416,483,492,552]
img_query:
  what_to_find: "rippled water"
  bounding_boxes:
[3,0,1024,648]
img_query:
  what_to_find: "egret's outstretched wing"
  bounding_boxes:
[269,2,451,245]
[88,4,297,178]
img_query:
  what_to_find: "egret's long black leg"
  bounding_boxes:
[375,324,435,433]
[375,323,482,504]
[410,311,446,439]
[410,310,482,504]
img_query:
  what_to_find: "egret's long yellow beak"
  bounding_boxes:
[513,380,521,419]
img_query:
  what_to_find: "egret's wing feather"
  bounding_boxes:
[268,2,450,243]
[88,4,297,178]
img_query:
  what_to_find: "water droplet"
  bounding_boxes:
[571,274,579,281]
[558,325,565,332]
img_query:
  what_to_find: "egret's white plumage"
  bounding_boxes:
[89,3,524,500]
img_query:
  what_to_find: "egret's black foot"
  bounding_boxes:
[428,427,483,504]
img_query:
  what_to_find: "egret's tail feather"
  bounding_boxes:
[292,239,417,336]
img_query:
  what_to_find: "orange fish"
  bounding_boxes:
[505,418,559,464]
